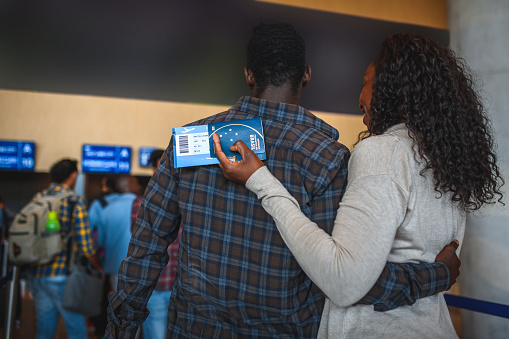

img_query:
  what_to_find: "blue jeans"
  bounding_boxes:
[28,275,87,339]
[143,290,172,339]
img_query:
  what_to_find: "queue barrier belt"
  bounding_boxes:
[445,294,509,319]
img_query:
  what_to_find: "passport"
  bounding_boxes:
[173,118,266,168]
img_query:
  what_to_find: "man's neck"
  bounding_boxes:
[59,178,75,190]
[55,182,72,190]
[257,85,301,105]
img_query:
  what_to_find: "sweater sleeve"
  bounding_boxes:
[246,133,451,309]
[246,165,405,306]
[73,199,97,258]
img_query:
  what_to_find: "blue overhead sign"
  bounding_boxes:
[139,147,157,167]
[82,144,132,174]
[0,140,36,171]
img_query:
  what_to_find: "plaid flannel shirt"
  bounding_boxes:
[107,97,449,339]
[30,183,96,278]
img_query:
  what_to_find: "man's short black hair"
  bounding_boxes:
[104,175,118,193]
[49,159,78,184]
[246,23,306,95]
[148,149,164,168]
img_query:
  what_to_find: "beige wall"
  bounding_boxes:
[0,89,365,175]
[0,0,446,176]
[257,0,448,29]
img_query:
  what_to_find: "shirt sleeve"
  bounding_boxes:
[130,196,143,231]
[306,145,349,235]
[106,145,181,338]
[73,199,96,258]
[356,261,450,311]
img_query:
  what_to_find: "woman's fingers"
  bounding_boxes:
[212,132,264,184]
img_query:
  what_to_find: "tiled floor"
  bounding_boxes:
[1,288,100,339]
[2,282,463,339]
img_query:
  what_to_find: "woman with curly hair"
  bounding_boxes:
[212,33,504,338]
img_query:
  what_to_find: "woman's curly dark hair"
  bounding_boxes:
[362,33,504,212]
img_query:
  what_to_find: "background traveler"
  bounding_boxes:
[27,158,102,339]
[89,175,137,291]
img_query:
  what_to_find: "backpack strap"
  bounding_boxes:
[32,190,75,211]
[31,190,47,204]
[51,191,76,205]
[65,196,79,273]
[62,195,79,245]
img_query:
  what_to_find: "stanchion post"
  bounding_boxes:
[3,240,20,339]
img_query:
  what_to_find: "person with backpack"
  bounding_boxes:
[26,158,103,339]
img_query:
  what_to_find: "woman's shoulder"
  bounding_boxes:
[355,123,411,153]
[349,124,413,178]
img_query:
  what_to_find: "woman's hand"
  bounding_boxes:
[212,133,265,185]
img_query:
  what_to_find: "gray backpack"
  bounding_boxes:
[8,190,76,265]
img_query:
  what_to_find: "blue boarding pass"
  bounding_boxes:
[173,118,266,168]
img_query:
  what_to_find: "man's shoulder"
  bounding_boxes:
[186,110,242,127]
[177,100,349,166]
[101,193,136,205]
[89,198,102,211]
[43,185,82,204]
[267,121,349,165]
[121,192,137,202]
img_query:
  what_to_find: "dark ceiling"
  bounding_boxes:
[0,0,448,115]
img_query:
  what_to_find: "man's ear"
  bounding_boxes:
[301,65,312,88]
[244,68,255,89]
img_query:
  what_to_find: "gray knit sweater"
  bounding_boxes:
[246,123,464,338]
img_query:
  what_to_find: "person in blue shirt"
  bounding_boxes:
[89,175,138,291]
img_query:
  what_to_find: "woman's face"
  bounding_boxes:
[359,63,375,128]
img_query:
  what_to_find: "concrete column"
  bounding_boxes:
[448,0,509,338]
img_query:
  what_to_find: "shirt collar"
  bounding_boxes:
[232,96,340,141]
[47,183,73,194]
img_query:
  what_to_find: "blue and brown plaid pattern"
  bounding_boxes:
[359,261,450,311]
